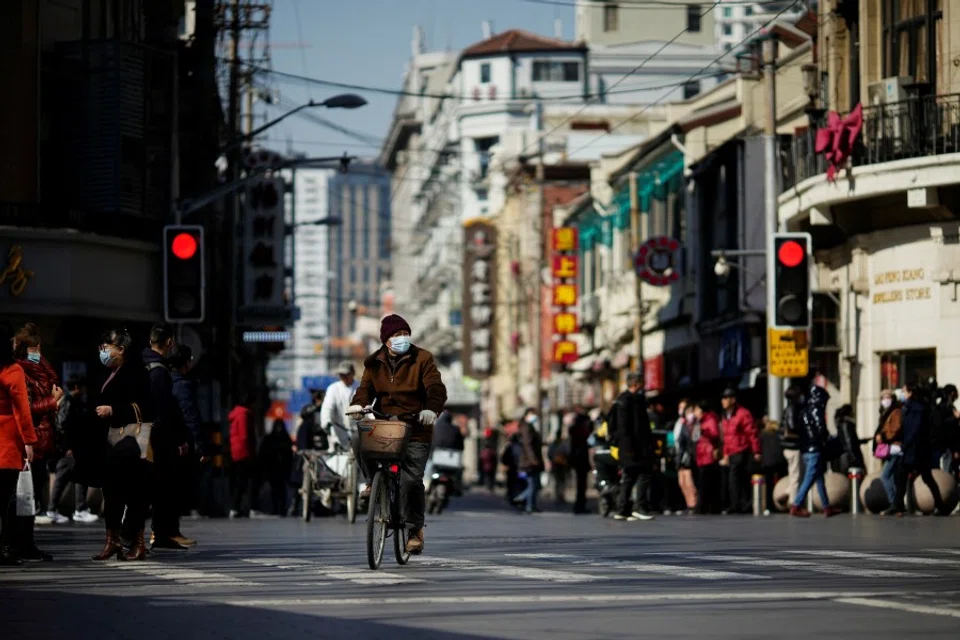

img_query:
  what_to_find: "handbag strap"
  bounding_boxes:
[131,403,142,426]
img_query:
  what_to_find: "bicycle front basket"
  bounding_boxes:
[357,419,412,461]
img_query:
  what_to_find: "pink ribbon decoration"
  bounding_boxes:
[814,103,863,182]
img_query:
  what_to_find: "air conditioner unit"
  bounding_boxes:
[867,76,914,106]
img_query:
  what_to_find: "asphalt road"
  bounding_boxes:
[3,492,960,639]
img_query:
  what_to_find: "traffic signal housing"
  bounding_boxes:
[772,232,811,330]
[163,225,205,323]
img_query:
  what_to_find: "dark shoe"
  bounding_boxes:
[881,507,905,517]
[121,531,148,561]
[18,547,52,562]
[172,535,197,548]
[151,536,188,551]
[0,547,21,566]
[92,529,122,561]
[789,505,811,518]
[823,506,842,518]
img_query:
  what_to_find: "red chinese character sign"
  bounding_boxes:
[554,340,578,364]
[552,227,579,253]
[552,283,578,307]
[635,236,682,286]
[552,255,578,280]
[462,220,497,379]
[554,312,578,335]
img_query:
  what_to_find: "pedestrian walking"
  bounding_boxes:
[612,372,655,521]
[141,324,191,550]
[47,377,98,524]
[478,427,497,491]
[320,361,360,453]
[91,328,154,561]
[875,389,904,516]
[514,408,545,514]
[719,388,760,514]
[0,322,38,566]
[169,346,207,525]
[228,394,257,518]
[569,410,593,514]
[675,401,698,513]
[692,400,722,514]
[790,372,841,518]
[781,383,804,506]
[895,383,949,516]
[259,418,293,516]
[759,415,787,514]
[13,323,61,560]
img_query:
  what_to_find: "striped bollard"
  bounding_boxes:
[848,467,864,515]
[751,474,766,516]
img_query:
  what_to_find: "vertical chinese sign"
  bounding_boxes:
[551,228,579,366]
[462,220,497,379]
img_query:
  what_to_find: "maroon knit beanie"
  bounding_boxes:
[380,314,412,344]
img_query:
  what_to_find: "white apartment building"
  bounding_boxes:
[715,1,807,53]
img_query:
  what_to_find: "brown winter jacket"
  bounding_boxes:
[879,406,903,444]
[351,345,447,443]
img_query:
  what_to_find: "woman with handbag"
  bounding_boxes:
[675,401,698,514]
[13,323,63,561]
[91,328,155,561]
[875,389,904,516]
[0,323,38,566]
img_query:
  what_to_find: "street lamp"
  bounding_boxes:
[221,93,367,154]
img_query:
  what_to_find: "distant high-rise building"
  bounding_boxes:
[327,164,392,357]
[715,1,808,54]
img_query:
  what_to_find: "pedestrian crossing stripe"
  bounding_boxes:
[785,550,960,567]
[675,553,935,579]
[415,556,599,583]
[240,557,423,585]
[114,563,261,587]
[506,553,768,581]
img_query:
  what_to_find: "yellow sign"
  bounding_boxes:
[0,245,33,297]
[553,283,578,306]
[768,328,809,378]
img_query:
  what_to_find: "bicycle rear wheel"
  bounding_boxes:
[347,457,359,524]
[366,471,387,570]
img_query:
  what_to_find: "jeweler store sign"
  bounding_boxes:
[462,220,497,379]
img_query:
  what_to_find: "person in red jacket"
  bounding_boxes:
[720,388,760,514]
[692,400,723,514]
[228,395,256,518]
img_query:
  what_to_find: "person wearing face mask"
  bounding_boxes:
[513,408,546,514]
[874,389,904,515]
[895,383,949,516]
[91,328,155,561]
[348,314,447,554]
[12,323,63,561]
[674,400,698,514]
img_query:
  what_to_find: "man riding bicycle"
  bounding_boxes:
[348,314,447,555]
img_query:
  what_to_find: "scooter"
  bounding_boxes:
[427,448,463,515]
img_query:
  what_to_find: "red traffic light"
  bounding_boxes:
[171,232,198,260]
[777,240,804,268]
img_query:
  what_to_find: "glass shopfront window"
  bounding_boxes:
[879,349,937,391]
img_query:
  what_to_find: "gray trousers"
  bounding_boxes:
[49,456,88,513]
[401,442,431,531]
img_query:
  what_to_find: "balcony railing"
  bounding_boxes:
[782,93,960,190]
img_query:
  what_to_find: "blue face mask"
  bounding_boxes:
[388,336,412,354]
[26,352,41,364]
[100,349,116,367]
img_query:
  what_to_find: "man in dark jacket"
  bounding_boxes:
[169,346,208,522]
[349,314,447,554]
[514,408,545,514]
[142,324,191,550]
[790,373,840,518]
[296,390,328,453]
[933,384,959,472]
[569,411,593,514]
[900,383,949,515]
[614,372,655,521]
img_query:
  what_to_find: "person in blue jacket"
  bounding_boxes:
[896,383,949,516]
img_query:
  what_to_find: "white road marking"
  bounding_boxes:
[114,563,260,587]
[456,511,566,519]
[506,553,767,581]
[787,550,960,567]
[218,590,905,608]
[924,549,960,556]
[679,553,934,579]
[416,556,598,583]
[241,557,422,585]
[835,597,960,619]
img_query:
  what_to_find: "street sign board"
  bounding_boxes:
[767,328,809,378]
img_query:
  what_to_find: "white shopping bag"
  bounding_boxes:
[16,463,36,516]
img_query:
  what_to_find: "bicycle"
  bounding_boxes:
[299,444,360,524]
[352,409,419,571]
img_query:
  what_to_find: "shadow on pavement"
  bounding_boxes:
[0,585,500,640]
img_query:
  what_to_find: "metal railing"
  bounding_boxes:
[782,93,960,189]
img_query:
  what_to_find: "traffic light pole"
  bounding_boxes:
[763,35,783,425]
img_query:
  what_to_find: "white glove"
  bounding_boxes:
[419,410,438,426]
[347,405,365,418]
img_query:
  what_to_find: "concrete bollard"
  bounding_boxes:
[848,467,864,515]
[751,474,767,516]
[807,489,814,513]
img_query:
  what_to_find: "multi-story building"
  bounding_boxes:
[327,163,392,365]
[715,1,807,53]
[779,0,960,451]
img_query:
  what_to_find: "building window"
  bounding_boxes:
[811,294,840,350]
[476,188,489,202]
[724,43,733,53]
[683,80,700,99]
[687,5,702,32]
[882,0,944,89]
[475,136,499,178]
[532,61,581,82]
[722,7,733,18]
[744,6,753,17]
[723,24,733,36]
[480,62,491,84]
[603,2,619,32]
[880,349,937,391]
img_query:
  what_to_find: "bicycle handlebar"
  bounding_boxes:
[348,407,420,423]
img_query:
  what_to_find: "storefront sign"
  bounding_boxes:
[462,220,497,379]
[644,355,664,392]
[768,328,809,378]
[552,255,578,280]
[635,236,681,287]
[0,245,34,297]
[553,340,578,364]
[871,268,931,304]
[552,227,579,253]
[553,283,578,307]
[554,312,578,335]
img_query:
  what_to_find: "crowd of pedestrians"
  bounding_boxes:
[494,368,960,520]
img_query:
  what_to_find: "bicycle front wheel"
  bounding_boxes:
[366,471,387,570]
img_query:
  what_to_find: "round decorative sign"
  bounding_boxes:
[635,236,681,286]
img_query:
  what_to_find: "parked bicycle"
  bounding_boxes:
[351,408,420,571]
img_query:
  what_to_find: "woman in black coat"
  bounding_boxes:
[89,329,155,561]
[897,384,948,515]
